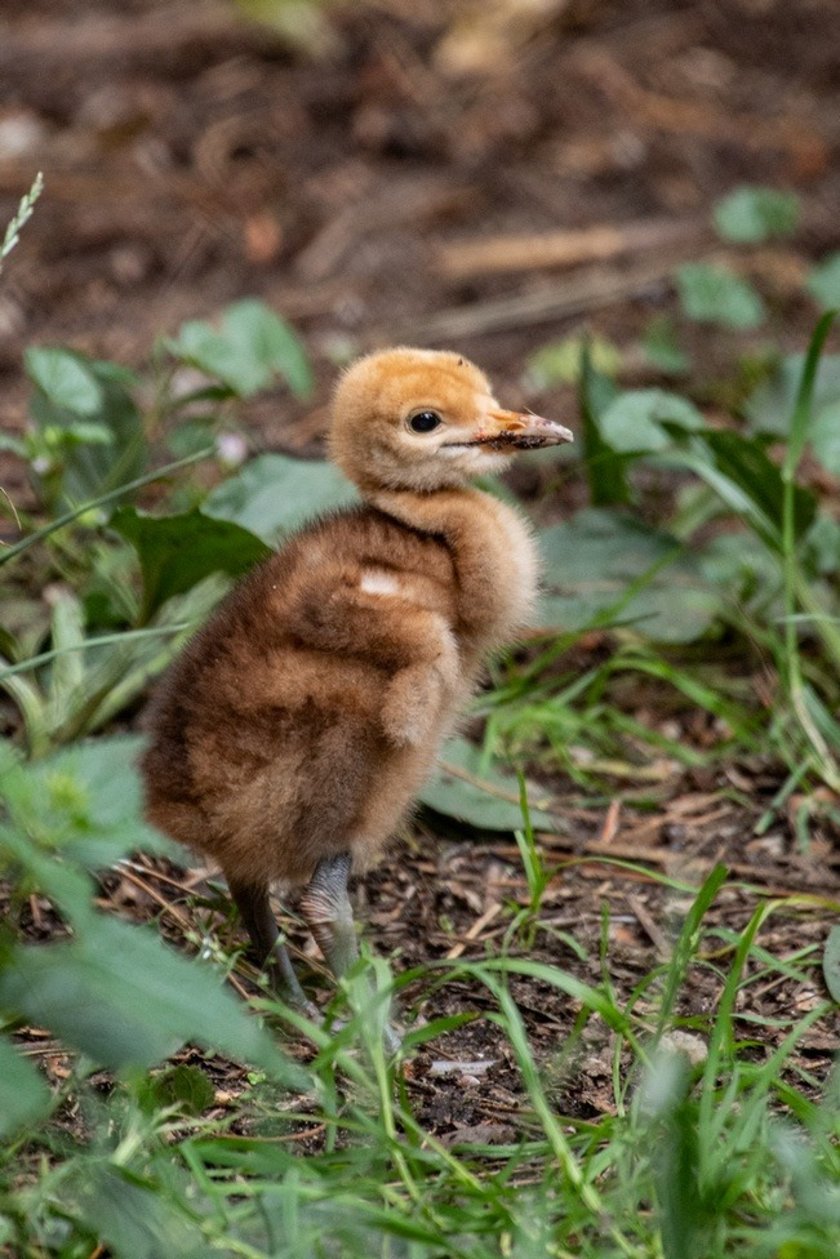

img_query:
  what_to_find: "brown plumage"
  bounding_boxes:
[141,347,572,1035]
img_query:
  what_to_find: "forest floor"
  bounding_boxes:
[1,0,839,1147]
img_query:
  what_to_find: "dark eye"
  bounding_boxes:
[409,410,442,433]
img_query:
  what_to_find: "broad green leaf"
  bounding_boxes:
[168,300,312,398]
[676,262,766,330]
[822,925,840,1003]
[697,532,781,608]
[807,252,840,309]
[599,389,703,453]
[745,352,840,438]
[169,319,251,393]
[221,299,313,397]
[0,914,307,1083]
[537,508,721,643]
[421,737,563,833]
[713,186,799,243]
[24,347,103,416]
[0,1035,51,1137]
[112,506,271,618]
[1,737,170,914]
[28,354,145,510]
[17,735,171,869]
[203,452,358,545]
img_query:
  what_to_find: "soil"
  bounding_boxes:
[2,0,839,1139]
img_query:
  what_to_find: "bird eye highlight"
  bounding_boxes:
[408,410,442,434]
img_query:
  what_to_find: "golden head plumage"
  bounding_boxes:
[330,346,572,493]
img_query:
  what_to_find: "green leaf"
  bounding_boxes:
[168,299,312,398]
[0,1034,51,1137]
[807,253,840,309]
[222,299,313,397]
[203,452,358,545]
[0,914,307,1083]
[421,737,563,833]
[28,354,145,510]
[1,737,171,919]
[783,310,838,479]
[537,508,721,643]
[713,186,799,243]
[149,1063,216,1116]
[65,1163,209,1259]
[112,506,271,618]
[697,429,816,546]
[0,432,26,456]
[822,925,840,1003]
[525,334,621,389]
[804,515,840,576]
[745,352,840,438]
[578,346,631,507]
[642,315,689,375]
[24,347,103,416]
[676,262,766,330]
[18,735,171,870]
[697,532,781,607]
[168,319,247,392]
[599,389,703,453]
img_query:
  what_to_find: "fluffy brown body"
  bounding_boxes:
[143,490,534,885]
[141,347,572,1019]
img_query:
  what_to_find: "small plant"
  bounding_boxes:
[0,172,43,272]
[0,297,318,754]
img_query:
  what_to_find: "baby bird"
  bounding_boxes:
[141,348,572,1029]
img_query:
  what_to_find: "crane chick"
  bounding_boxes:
[141,348,572,1038]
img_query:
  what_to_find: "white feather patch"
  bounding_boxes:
[360,568,401,596]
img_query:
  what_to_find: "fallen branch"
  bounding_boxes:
[399,257,676,341]
[436,218,705,278]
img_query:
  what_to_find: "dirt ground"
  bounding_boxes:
[2,0,840,1134]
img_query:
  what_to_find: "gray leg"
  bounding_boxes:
[298,853,358,979]
[300,853,400,1053]
[228,878,317,1016]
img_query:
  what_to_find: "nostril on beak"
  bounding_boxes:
[488,409,574,448]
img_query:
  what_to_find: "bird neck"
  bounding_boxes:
[368,485,540,651]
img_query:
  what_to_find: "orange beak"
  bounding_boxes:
[445,408,573,451]
[485,408,574,449]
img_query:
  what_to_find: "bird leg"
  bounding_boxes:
[300,853,401,1053]
[227,878,318,1017]
[298,853,358,979]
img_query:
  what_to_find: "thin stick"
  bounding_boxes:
[437,218,704,278]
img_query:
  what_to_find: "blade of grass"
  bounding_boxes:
[655,863,728,1038]
[780,310,840,788]
[0,624,194,685]
[0,447,214,568]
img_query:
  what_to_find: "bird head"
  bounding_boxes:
[329,347,573,493]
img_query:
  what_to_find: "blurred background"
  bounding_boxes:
[0,0,837,482]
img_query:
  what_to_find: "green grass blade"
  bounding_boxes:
[0,447,213,568]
